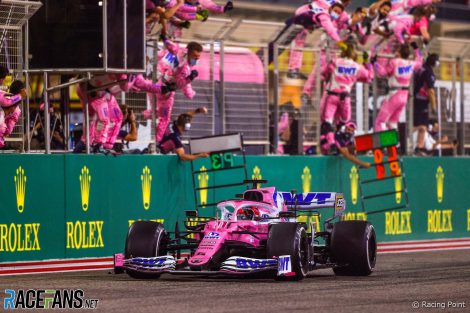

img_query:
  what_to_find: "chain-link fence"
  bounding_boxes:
[0,0,42,151]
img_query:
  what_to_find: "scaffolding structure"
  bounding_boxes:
[2,4,470,156]
[0,0,42,150]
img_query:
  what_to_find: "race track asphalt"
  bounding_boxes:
[1,249,469,313]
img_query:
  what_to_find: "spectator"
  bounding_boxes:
[413,53,439,128]
[324,122,372,168]
[413,119,457,156]
[157,107,209,161]
[0,80,27,149]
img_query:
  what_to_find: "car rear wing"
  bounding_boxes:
[274,192,345,218]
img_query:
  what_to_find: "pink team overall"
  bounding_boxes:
[390,0,439,15]
[387,14,415,44]
[154,38,199,142]
[320,48,373,153]
[76,74,127,148]
[303,8,367,97]
[374,44,422,131]
[0,92,22,149]
[288,1,345,73]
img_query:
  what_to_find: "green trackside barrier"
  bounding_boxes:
[0,154,469,262]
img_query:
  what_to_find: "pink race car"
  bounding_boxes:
[115,180,377,281]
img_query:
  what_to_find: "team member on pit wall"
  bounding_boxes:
[302,7,368,99]
[0,66,25,109]
[286,0,351,78]
[0,80,27,149]
[75,75,126,151]
[374,43,422,131]
[158,107,209,161]
[323,122,372,168]
[74,73,175,153]
[152,37,202,143]
[286,1,348,78]
[319,44,373,153]
[389,0,441,15]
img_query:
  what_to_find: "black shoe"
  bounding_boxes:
[327,144,338,155]
[92,143,106,154]
[224,1,233,12]
[286,69,307,80]
[73,141,86,153]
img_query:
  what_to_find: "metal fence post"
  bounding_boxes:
[363,83,369,133]
[151,38,158,153]
[219,40,225,134]
[84,82,90,154]
[314,50,321,148]
[43,72,50,154]
[459,57,465,155]
[210,41,215,135]
[272,43,279,154]
[264,44,270,154]
[407,78,414,155]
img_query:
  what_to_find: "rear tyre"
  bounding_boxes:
[124,221,166,279]
[267,223,309,281]
[330,221,377,276]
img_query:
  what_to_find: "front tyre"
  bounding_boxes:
[124,221,166,279]
[267,223,309,281]
[330,221,377,276]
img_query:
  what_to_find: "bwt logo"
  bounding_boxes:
[338,66,357,75]
[278,255,291,273]
[398,65,413,75]
[235,258,276,269]
[274,192,332,205]
[3,289,99,310]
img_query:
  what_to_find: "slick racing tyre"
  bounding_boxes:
[267,223,309,281]
[330,221,377,276]
[125,221,167,279]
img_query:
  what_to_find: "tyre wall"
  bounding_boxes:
[0,155,469,262]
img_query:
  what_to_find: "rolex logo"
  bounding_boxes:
[349,166,358,205]
[14,166,27,213]
[79,166,91,211]
[141,166,152,210]
[394,177,402,204]
[252,166,262,188]
[301,166,311,193]
[436,166,444,203]
[198,166,209,208]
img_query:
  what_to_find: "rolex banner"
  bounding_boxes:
[0,154,469,262]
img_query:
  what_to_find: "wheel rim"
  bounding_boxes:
[367,228,377,269]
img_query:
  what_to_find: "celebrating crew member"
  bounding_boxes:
[152,37,202,143]
[374,43,422,131]
[0,80,27,149]
[319,44,374,153]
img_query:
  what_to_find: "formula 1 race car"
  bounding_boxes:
[114,180,377,280]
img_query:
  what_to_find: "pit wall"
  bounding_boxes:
[0,155,469,262]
